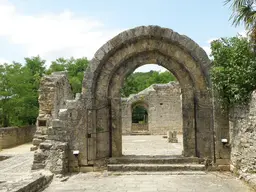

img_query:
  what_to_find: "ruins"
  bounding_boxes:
[30,26,255,186]
[121,81,182,135]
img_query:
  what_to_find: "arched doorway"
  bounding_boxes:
[131,102,148,132]
[83,26,213,163]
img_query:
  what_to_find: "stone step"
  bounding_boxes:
[108,164,206,172]
[130,131,150,135]
[109,156,203,165]
[108,171,207,175]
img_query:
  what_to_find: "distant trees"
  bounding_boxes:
[47,57,89,94]
[0,56,89,127]
[0,56,45,127]
[121,70,176,97]
[0,56,174,127]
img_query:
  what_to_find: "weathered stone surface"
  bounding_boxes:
[39,142,53,150]
[0,144,53,192]
[0,126,36,149]
[32,72,73,151]
[167,131,178,143]
[229,91,256,178]
[108,164,205,172]
[32,140,69,174]
[33,25,219,174]
[43,172,253,192]
[108,51,197,157]
[32,138,43,146]
[86,26,213,159]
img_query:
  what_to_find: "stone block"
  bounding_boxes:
[79,166,94,172]
[56,142,68,151]
[32,163,45,170]
[39,142,53,150]
[216,159,230,165]
[30,146,38,151]
[32,138,43,146]
[34,152,48,162]
[218,165,230,171]
[52,119,63,128]
[167,131,178,143]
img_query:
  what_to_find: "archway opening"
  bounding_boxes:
[121,64,183,156]
[84,26,213,162]
[131,104,148,132]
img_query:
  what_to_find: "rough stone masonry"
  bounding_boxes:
[121,81,182,135]
[31,26,251,178]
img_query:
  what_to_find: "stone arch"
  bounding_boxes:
[122,98,150,134]
[131,100,149,111]
[83,25,213,162]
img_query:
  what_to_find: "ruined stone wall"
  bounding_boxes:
[229,91,256,174]
[122,82,182,135]
[0,126,36,149]
[131,123,148,132]
[32,72,73,150]
[32,72,79,174]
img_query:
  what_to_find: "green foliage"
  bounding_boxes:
[0,58,44,127]
[225,0,256,49]
[132,105,148,123]
[47,57,89,94]
[0,56,174,127]
[225,0,256,28]
[211,36,256,107]
[121,70,176,97]
[0,56,88,127]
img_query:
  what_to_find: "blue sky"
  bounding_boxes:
[0,0,244,72]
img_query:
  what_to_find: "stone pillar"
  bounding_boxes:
[0,132,2,151]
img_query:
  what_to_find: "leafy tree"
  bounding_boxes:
[0,56,46,127]
[0,63,35,126]
[23,56,46,125]
[25,56,46,89]
[121,70,176,97]
[47,57,89,94]
[47,58,67,74]
[132,105,148,123]
[225,0,256,50]
[211,36,256,108]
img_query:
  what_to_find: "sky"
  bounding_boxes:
[0,0,245,72]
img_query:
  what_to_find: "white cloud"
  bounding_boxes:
[0,58,10,64]
[207,38,219,44]
[202,29,247,58]
[0,0,123,64]
[238,30,247,37]
[202,37,220,57]
[135,64,167,72]
[202,46,212,57]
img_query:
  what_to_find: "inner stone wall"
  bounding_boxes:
[122,82,182,135]
[131,123,148,132]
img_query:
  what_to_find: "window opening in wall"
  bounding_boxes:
[38,120,47,127]
[132,105,148,124]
